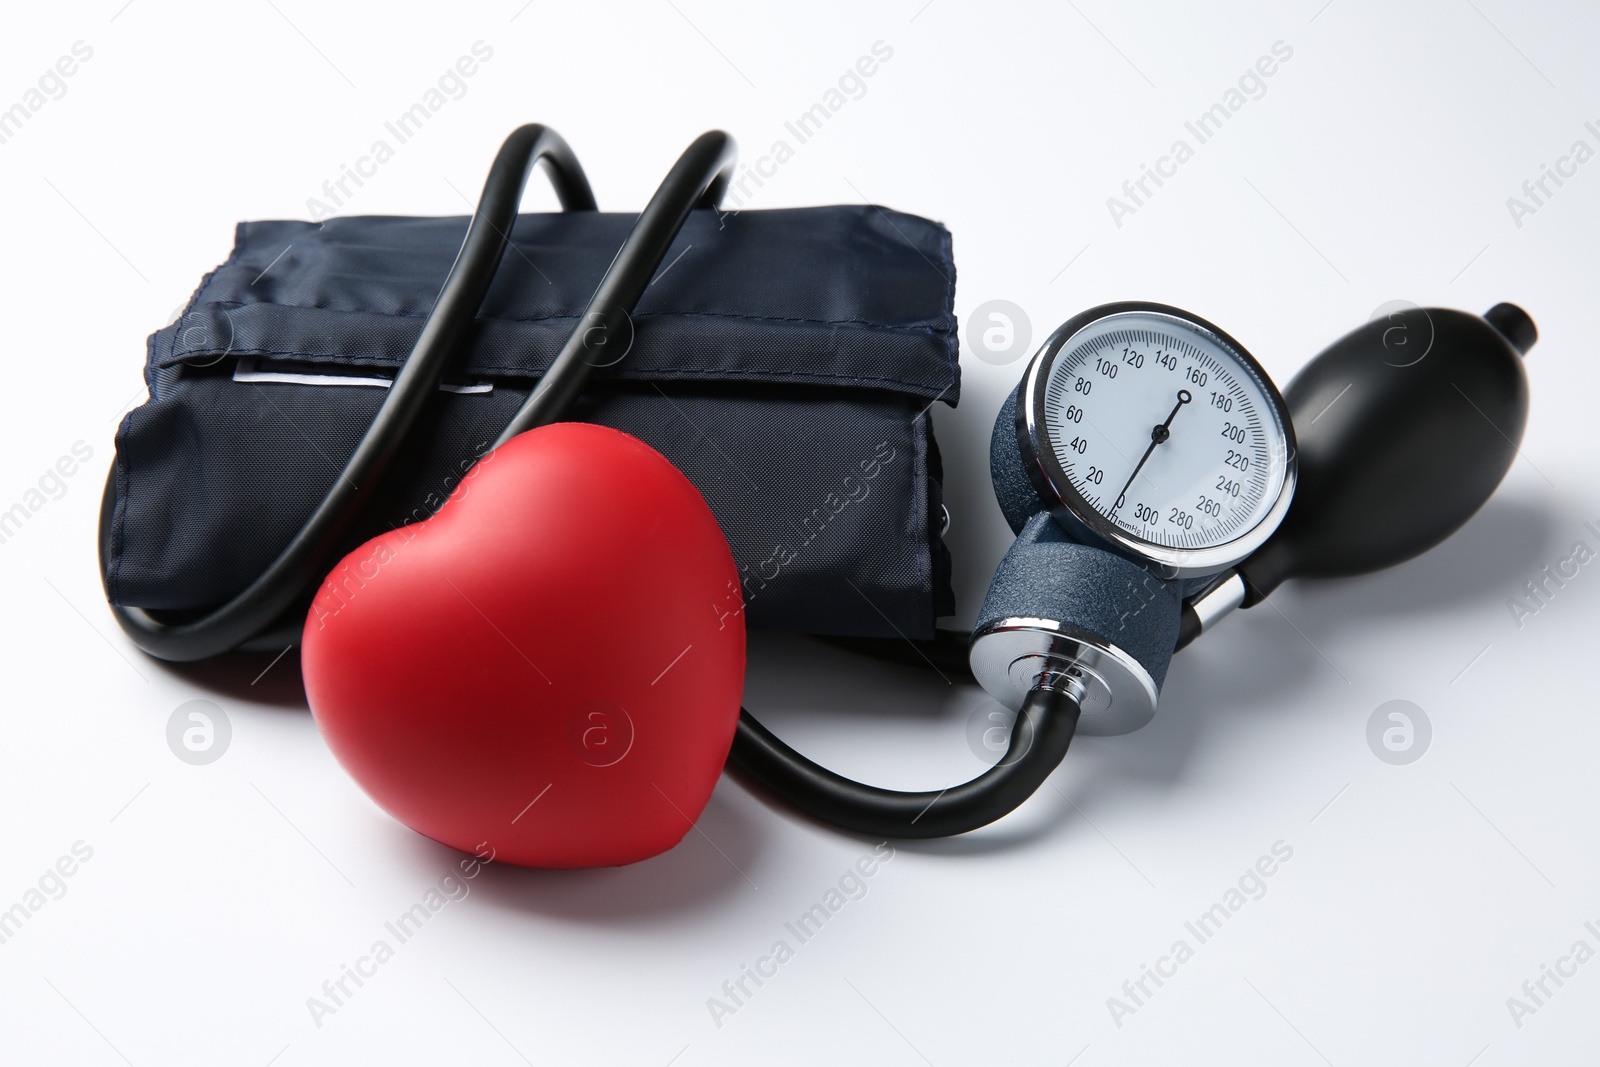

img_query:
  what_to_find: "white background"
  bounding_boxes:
[1,0,1597,1064]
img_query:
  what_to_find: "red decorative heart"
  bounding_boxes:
[301,423,746,868]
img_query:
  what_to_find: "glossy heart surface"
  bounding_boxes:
[302,423,746,868]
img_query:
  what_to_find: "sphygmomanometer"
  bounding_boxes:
[100,126,1534,866]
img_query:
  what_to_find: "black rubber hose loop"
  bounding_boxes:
[495,130,736,443]
[104,125,597,661]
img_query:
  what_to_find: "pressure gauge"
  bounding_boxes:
[1018,302,1296,578]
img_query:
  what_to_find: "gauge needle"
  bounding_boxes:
[1112,389,1192,512]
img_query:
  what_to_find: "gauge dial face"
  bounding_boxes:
[1027,309,1293,572]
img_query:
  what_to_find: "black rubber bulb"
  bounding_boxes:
[1237,303,1534,604]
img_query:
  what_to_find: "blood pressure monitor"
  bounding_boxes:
[970,302,1300,738]
[94,113,1539,845]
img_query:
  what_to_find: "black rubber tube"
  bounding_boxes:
[729,685,1082,838]
[105,125,597,661]
[493,130,735,443]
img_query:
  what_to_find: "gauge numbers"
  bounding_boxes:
[1041,312,1288,554]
